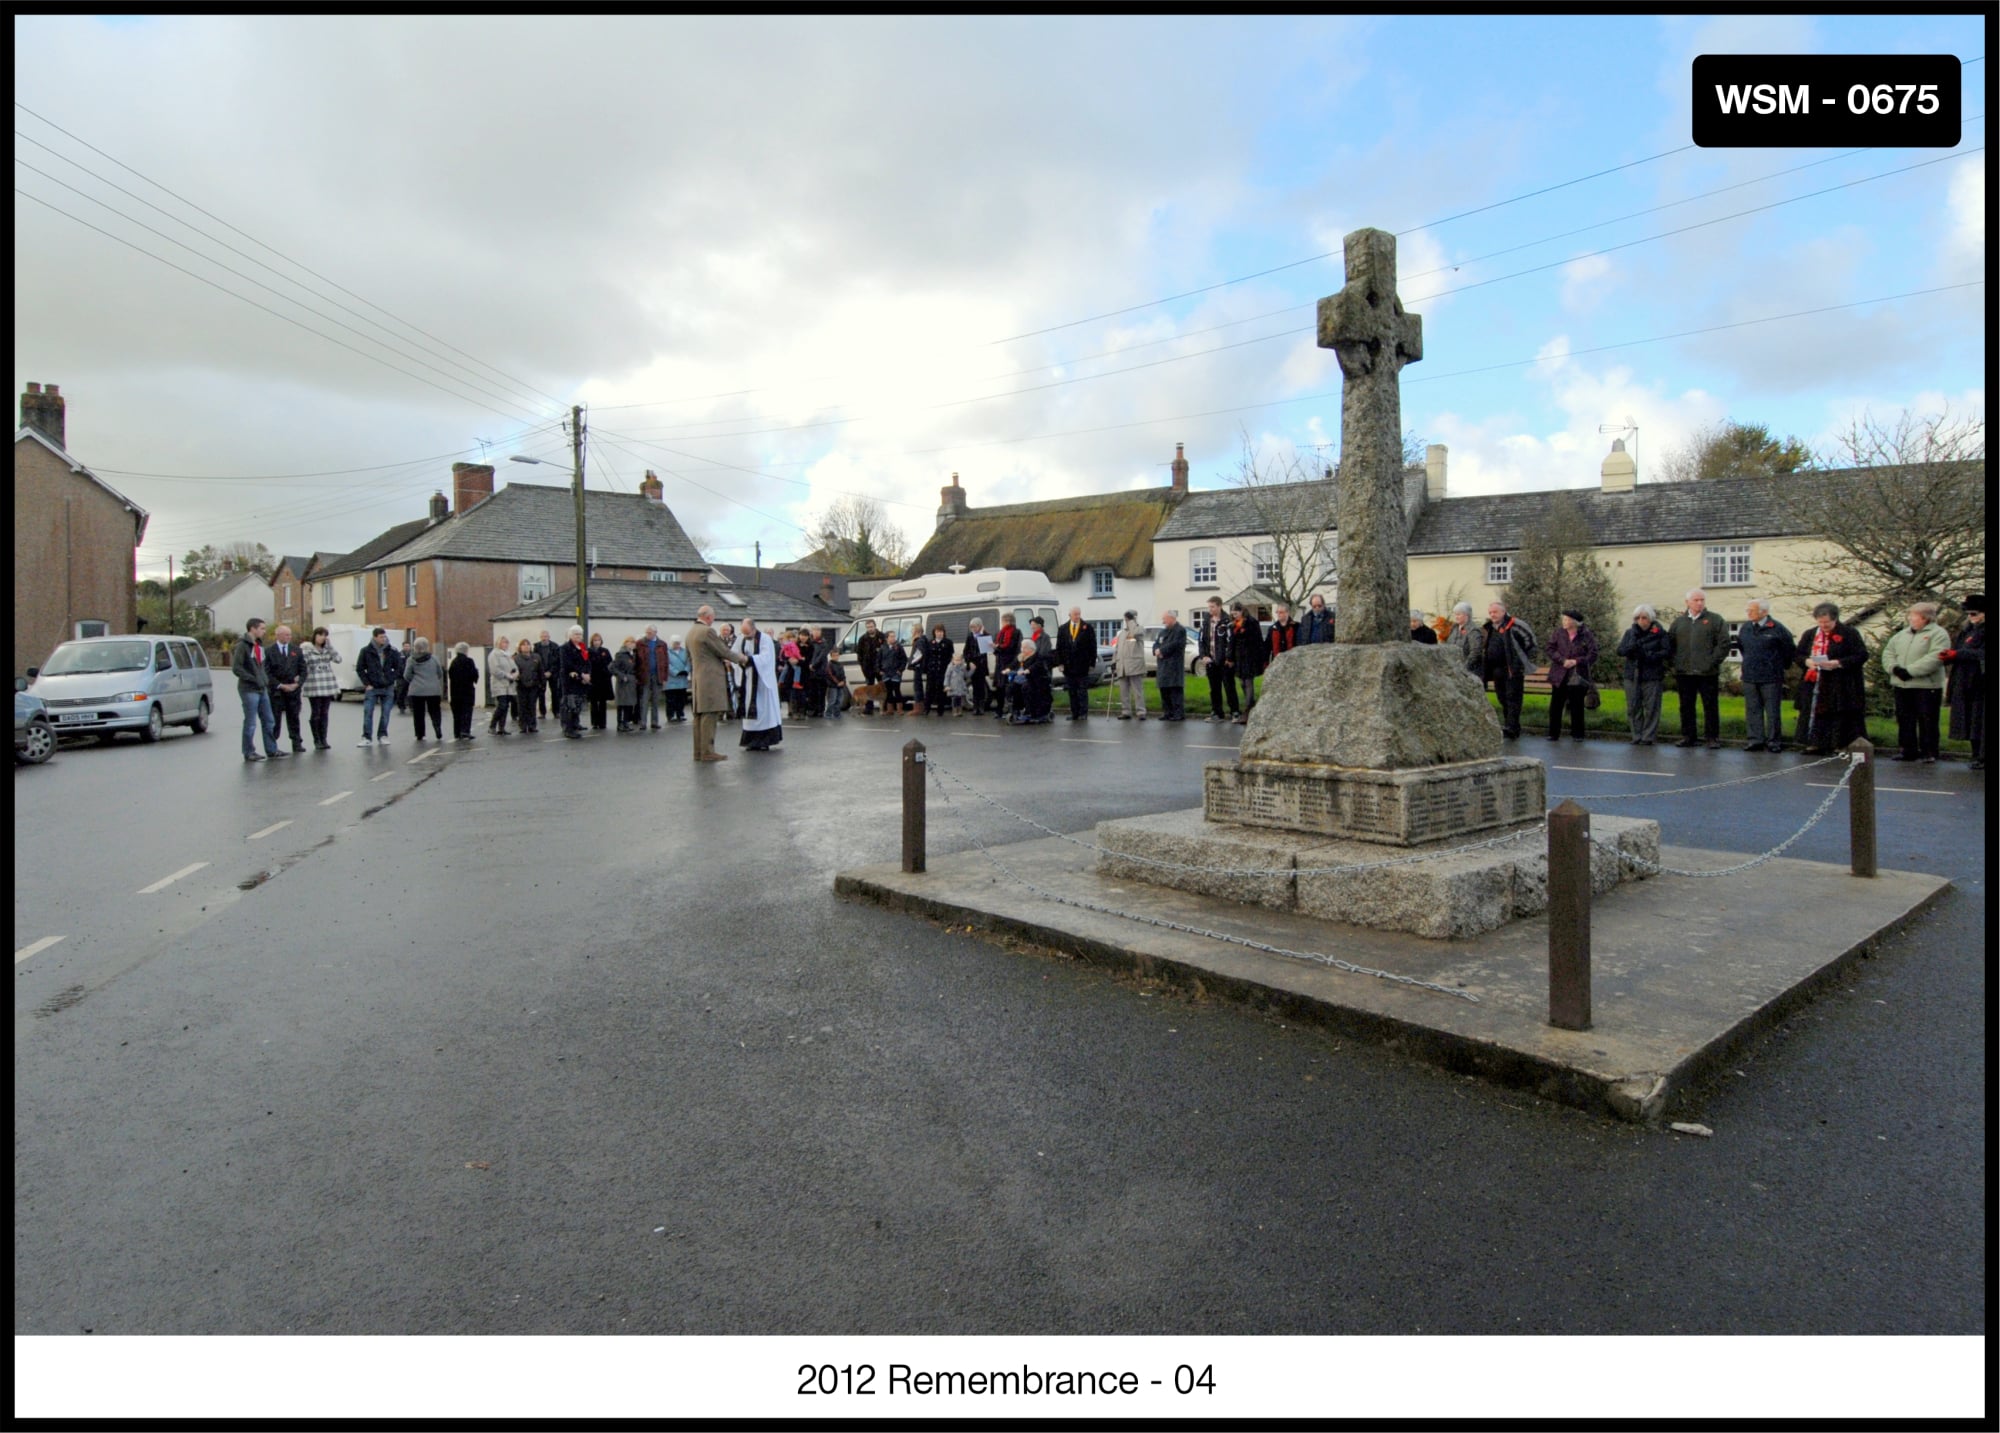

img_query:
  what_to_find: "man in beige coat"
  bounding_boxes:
[686,605,749,761]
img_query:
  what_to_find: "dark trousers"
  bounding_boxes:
[272,688,304,745]
[969,667,988,715]
[1161,684,1185,720]
[1209,666,1239,717]
[490,695,515,732]
[1799,691,1863,752]
[308,695,334,746]
[1065,670,1089,718]
[411,695,442,739]
[1743,680,1785,748]
[1548,683,1587,739]
[590,696,608,729]
[561,692,586,735]
[451,693,475,737]
[1894,687,1942,759]
[517,687,540,731]
[533,681,550,717]
[1676,673,1720,741]
[667,689,689,721]
[1488,670,1525,736]
[1966,694,1986,761]
[926,673,948,715]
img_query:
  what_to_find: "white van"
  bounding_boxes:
[833,568,1078,685]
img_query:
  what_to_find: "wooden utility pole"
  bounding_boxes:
[1547,800,1592,1030]
[571,405,588,640]
[1846,738,1876,878]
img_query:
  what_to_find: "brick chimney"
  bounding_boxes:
[1601,439,1637,493]
[1170,442,1189,494]
[20,382,65,449]
[429,490,450,522]
[640,469,664,503]
[452,462,495,514]
[936,471,968,530]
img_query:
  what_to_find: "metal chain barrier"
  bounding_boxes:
[1547,751,1847,802]
[926,758,1546,879]
[1590,756,1857,878]
[926,762,1482,1003]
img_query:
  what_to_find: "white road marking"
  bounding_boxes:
[408,748,444,764]
[318,790,353,806]
[137,862,209,895]
[1058,738,1119,744]
[369,771,396,782]
[247,820,293,841]
[1551,766,1676,778]
[14,936,64,964]
[1807,782,1953,796]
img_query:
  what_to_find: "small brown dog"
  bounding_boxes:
[851,681,891,714]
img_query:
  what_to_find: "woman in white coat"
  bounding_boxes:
[1111,610,1148,720]
[737,616,784,753]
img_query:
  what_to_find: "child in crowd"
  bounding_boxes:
[943,655,970,714]
[823,659,847,720]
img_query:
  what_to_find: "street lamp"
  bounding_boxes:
[510,403,588,638]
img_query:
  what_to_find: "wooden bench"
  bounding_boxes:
[1522,665,1556,695]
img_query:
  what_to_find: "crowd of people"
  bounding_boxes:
[229,588,1987,771]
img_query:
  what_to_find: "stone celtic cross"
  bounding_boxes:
[1317,228,1423,645]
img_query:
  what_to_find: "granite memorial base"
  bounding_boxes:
[1097,805,1659,940]
[1203,754,1547,847]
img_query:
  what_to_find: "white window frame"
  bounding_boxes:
[1485,555,1513,586]
[282,583,293,610]
[648,570,680,583]
[1092,619,1121,650]
[1703,543,1754,587]
[319,582,333,612]
[519,564,553,603]
[1190,548,1218,586]
[1252,542,1280,586]
[404,565,418,606]
[377,570,389,608]
[353,575,365,607]
[1090,567,1115,597]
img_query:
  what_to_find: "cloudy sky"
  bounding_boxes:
[13,13,1987,579]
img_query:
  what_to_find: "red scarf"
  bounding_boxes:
[1803,626,1831,681]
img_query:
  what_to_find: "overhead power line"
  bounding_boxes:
[14,100,570,411]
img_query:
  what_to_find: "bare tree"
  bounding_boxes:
[1501,493,1623,681]
[1224,430,1339,612]
[807,495,911,576]
[179,541,278,582]
[1654,419,1813,484]
[1782,407,1986,623]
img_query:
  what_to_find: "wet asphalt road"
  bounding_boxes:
[12,702,1988,1335]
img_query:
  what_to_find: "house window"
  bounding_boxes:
[377,570,389,608]
[1703,543,1754,587]
[648,571,680,583]
[1093,619,1122,650]
[519,564,553,603]
[1485,555,1513,586]
[1190,548,1217,586]
[1252,542,1280,586]
[282,583,292,611]
[1090,568,1114,597]
[1317,544,1338,586]
[405,565,418,606]
[319,582,333,613]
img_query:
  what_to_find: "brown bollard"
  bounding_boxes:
[1547,799,1591,1030]
[1845,737,1876,878]
[902,739,927,873]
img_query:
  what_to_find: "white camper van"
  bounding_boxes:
[835,568,1092,686]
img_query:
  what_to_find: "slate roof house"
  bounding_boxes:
[304,519,436,633]
[490,578,841,651]
[360,464,709,648]
[174,568,275,638]
[14,382,150,674]
[711,563,852,616]
[271,552,344,633]
[900,446,1193,650]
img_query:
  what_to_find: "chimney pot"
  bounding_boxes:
[429,490,450,522]
[639,469,664,503]
[1424,443,1448,502]
[936,471,969,531]
[25,382,39,395]
[1171,442,1190,494]
[20,380,67,449]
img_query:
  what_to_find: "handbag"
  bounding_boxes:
[1582,680,1601,710]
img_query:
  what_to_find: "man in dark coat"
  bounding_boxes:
[1198,596,1238,721]
[1942,593,1987,770]
[962,618,990,717]
[265,624,308,752]
[588,635,613,730]
[558,627,592,738]
[1478,600,1537,740]
[855,620,883,713]
[1735,598,1796,752]
[1301,594,1336,645]
[1667,587,1732,749]
[1794,602,1869,753]
[636,625,670,730]
[512,640,543,734]
[232,617,283,762]
[1054,607,1097,721]
[533,630,560,718]
[991,616,1022,717]
[1153,609,1189,722]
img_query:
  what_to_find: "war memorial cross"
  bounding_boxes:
[1317,228,1423,646]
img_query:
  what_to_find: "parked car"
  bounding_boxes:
[14,688,56,765]
[26,635,215,743]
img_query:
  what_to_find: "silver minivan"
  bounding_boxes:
[27,635,216,743]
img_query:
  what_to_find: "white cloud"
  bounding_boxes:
[1559,254,1615,313]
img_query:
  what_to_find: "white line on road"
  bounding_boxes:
[14,935,64,964]
[1058,738,1119,744]
[318,790,353,806]
[1808,782,1953,796]
[1551,766,1676,778]
[247,820,293,841]
[370,771,396,782]
[408,748,444,764]
[137,862,209,895]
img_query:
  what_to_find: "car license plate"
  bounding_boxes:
[56,712,94,724]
